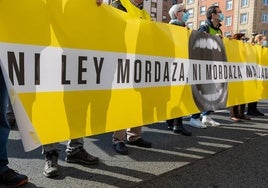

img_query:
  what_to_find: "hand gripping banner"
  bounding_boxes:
[0,0,267,151]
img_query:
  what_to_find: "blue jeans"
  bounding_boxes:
[0,67,10,174]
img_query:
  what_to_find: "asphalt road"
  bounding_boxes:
[2,100,268,188]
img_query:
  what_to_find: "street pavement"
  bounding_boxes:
[2,100,268,188]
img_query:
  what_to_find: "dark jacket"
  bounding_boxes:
[198,19,222,34]
[111,0,127,12]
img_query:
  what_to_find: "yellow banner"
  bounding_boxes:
[0,1,267,150]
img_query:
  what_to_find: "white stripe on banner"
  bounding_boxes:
[0,42,266,93]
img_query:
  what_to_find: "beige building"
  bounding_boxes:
[104,0,181,23]
[144,0,178,22]
[104,1,268,38]
[182,0,268,38]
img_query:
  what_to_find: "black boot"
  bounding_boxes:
[167,119,174,130]
[173,125,192,136]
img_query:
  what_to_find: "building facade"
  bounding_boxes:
[183,0,268,37]
[144,0,178,22]
[103,0,181,23]
[104,0,268,38]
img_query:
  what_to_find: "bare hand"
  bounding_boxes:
[215,33,223,39]
[96,0,102,6]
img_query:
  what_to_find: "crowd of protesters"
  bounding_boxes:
[0,0,266,187]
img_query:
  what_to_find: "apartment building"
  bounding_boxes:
[183,0,268,37]
[145,0,185,22]
[103,1,268,38]
[103,0,181,23]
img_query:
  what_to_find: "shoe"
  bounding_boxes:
[202,115,220,126]
[0,168,28,187]
[239,115,251,120]
[189,118,207,128]
[43,151,59,178]
[127,138,152,148]
[230,117,242,122]
[173,125,192,136]
[247,110,259,116]
[255,110,264,116]
[113,142,129,155]
[65,147,99,165]
[167,125,173,130]
[166,120,174,130]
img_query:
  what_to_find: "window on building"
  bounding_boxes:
[200,6,206,15]
[212,3,219,6]
[103,0,113,4]
[187,22,194,29]
[151,7,157,13]
[241,0,249,7]
[226,0,233,10]
[239,29,247,34]
[261,30,268,35]
[188,8,194,17]
[187,0,194,4]
[264,0,268,5]
[151,2,157,8]
[151,12,156,19]
[262,13,268,22]
[199,20,206,27]
[162,15,167,20]
[224,31,232,38]
[240,13,248,24]
[225,16,232,26]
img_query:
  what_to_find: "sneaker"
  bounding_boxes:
[65,147,99,165]
[202,115,220,126]
[0,168,28,187]
[189,118,207,128]
[113,142,129,155]
[43,151,59,178]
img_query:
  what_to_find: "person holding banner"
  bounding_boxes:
[246,34,266,116]
[41,0,103,178]
[189,5,223,128]
[96,0,103,6]
[229,33,251,122]
[110,0,152,155]
[0,66,28,187]
[166,3,192,136]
